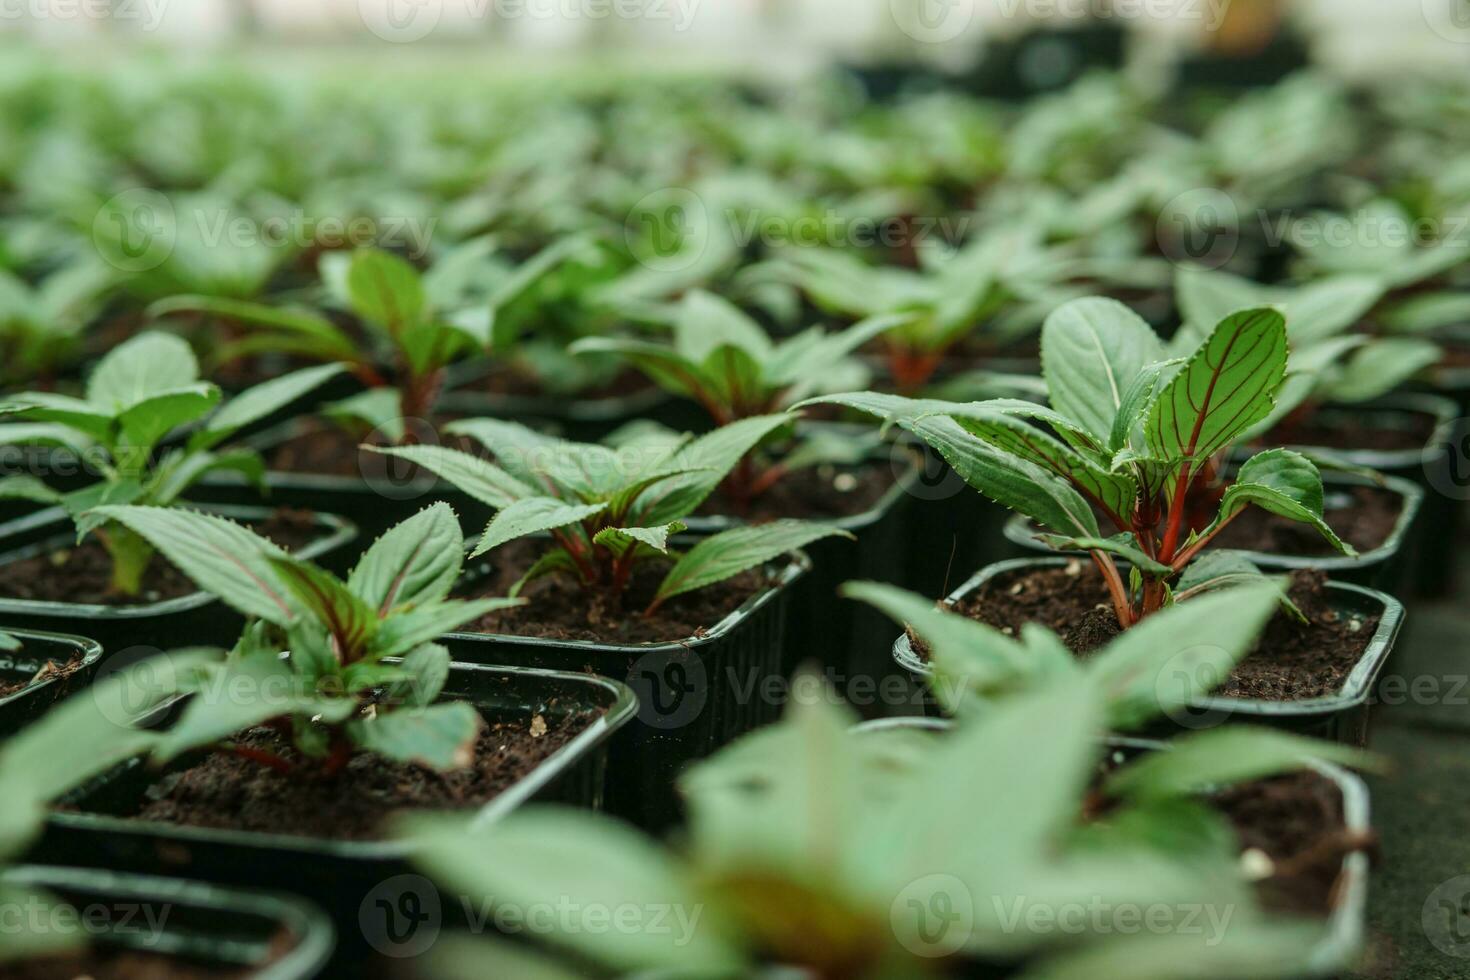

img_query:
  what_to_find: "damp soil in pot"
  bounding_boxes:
[692,458,901,525]
[939,563,1377,703]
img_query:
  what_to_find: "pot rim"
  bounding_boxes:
[0,629,104,711]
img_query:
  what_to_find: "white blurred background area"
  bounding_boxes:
[0,0,1466,78]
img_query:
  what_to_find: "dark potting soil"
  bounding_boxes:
[946,564,1376,701]
[458,537,770,644]
[697,461,899,523]
[1214,771,1369,918]
[1210,484,1402,556]
[127,709,598,840]
[266,422,480,478]
[0,948,256,980]
[459,364,656,402]
[0,510,324,606]
[0,651,84,699]
[1268,408,1438,453]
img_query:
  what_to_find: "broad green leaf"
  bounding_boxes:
[367,444,533,510]
[88,505,301,625]
[1279,276,1385,344]
[149,296,359,362]
[149,448,267,505]
[197,363,347,448]
[445,418,571,489]
[1208,449,1353,556]
[0,393,114,441]
[151,654,357,763]
[324,387,405,442]
[655,521,851,603]
[1105,726,1378,801]
[402,808,743,973]
[349,701,482,771]
[630,414,793,525]
[1108,359,1185,454]
[268,557,377,658]
[0,422,96,455]
[1320,337,1441,403]
[116,384,220,451]
[1143,309,1288,467]
[348,502,465,613]
[0,475,59,504]
[1382,291,1470,334]
[384,642,450,708]
[1174,265,1270,331]
[673,289,773,365]
[1087,585,1279,731]
[418,936,602,980]
[1041,297,1163,442]
[1034,533,1173,576]
[841,582,1074,714]
[86,331,200,412]
[473,497,607,557]
[374,597,525,655]
[593,522,683,555]
[764,311,915,392]
[566,337,706,401]
[1017,924,1332,980]
[348,249,426,333]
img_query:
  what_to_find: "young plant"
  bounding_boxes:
[0,331,344,596]
[570,290,909,508]
[400,669,1367,980]
[1175,264,1439,430]
[0,257,116,387]
[83,503,521,774]
[371,415,850,619]
[804,297,1353,627]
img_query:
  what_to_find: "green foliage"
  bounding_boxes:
[84,503,519,771]
[371,416,850,618]
[0,258,116,385]
[0,332,343,596]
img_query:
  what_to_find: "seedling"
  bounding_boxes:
[372,415,850,619]
[400,667,1368,979]
[570,290,908,507]
[0,331,344,596]
[804,297,1352,626]
[86,503,521,774]
[0,258,116,386]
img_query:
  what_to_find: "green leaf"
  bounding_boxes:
[1209,449,1353,556]
[473,497,607,557]
[401,808,743,974]
[1105,726,1379,801]
[593,522,684,556]
[631,414,793,525]
[149,448,267,506]
[1382,291,1470,334]
[841,582,1074,714]
[0,393,115,441]
[86,331,200,412]
[151,654,356,764]
[655,521,851,604]
[268,557,377,659]
[1320,337,1441,403]
[1017,924,1333,980]
[88,506,301,626]
[367,444,533,510]
[149,295,360,362]
[348,503,466,613]
[196,363,347,449]
[324,388,405,442]
[116,384,220,451]
[764,311,915,393]
[1034,533,1173,576]
[1041,297,1163,442]
[1143,308,1288,467]
[374,597,525,655]
[566,337,706,401]
[348,249,426,333]
[385,642,450,708]
[0,476,59,505]
[0,422,96,456]
[1087,584,1280,731]
[673,289,772,365]
[349,701,481,771]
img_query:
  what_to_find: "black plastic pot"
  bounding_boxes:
[1001,472,1425,594]
[0,629,103,736]
[893,558,1403,747]
[851,720,1370,978]
[1264,393,1461,598]
[443,555,808,833]
[0,865,334,979]
[684,450,922,718]
[0,504,357,656]
[30,663,634,973]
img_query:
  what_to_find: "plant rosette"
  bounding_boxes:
[877,557,1402,746]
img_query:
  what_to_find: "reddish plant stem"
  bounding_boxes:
[220,745,294,775]
[888,346,944,393]
[1091,552,1136,628]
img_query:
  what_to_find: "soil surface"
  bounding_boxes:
[1268,408,1438,453]
[128,708,597,840]
[266,421,479,478]
[0,510,324,606]
[946,564,1377,701]
[1215,771,1366,918]
[0,948,254,979]
[458,538,770,644]
[0,649,85,698]
[1211,485,1403,557]
[696,461,898,523]
[458,364,656,403]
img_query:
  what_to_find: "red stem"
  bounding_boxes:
[221,745,294,775]
[1091,552,1136,628]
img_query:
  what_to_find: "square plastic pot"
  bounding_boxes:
[1001,472,1425,594]
[29,663,635,971]
[893,557,1403,747]
[443,555,809,833]
[851,720,1370,979]
[1,865,334,979]
[0,629,103,736]
[0,504,357,656]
